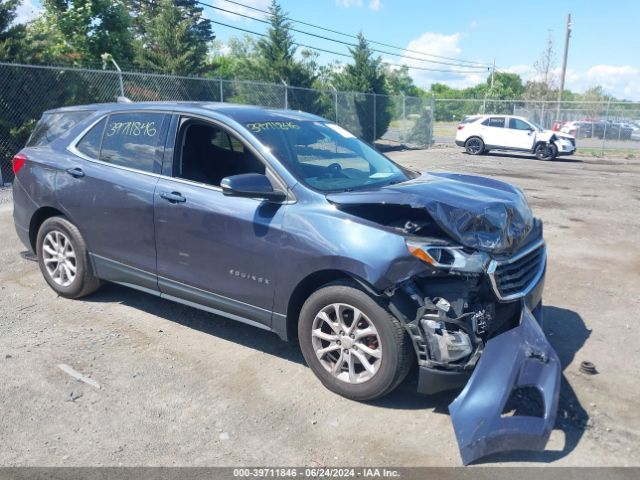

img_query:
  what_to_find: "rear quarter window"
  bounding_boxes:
[27,111,92,147]
[76,118,107,159]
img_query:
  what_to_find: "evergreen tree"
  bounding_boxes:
[255,0,315,87]
[333,33,391,142]
[135,0,214,75]
[0,0,25,60]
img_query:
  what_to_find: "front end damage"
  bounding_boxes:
[327,172,561,464]
[384,239,557,465]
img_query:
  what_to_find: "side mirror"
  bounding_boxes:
[220,173,287,202]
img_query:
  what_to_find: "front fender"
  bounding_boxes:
[272,200,428,314]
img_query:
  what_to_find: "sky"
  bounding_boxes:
[14,0,640,100]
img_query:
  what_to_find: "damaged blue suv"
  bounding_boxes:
[12,102,560,464]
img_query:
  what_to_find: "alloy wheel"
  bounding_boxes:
[311,303,382,384]
[466,138,482,154]
[42,230,77,287]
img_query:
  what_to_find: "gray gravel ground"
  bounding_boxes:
[0,147,639,466]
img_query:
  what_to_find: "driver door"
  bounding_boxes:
[503,117,536,150]
[153,116,289,327]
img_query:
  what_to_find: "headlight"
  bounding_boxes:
[406,241,489,273]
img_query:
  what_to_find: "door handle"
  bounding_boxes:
[65,167,85,178]
[160,191,186,203]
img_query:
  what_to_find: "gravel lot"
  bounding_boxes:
[1,148,639,467]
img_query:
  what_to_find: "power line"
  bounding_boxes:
[213,0,492,68]
[207,18,489,74]
[199,0,488,69]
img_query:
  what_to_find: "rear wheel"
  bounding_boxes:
[464,137,484,155]
[36,216,100,298]
[534,143,558,161]
[298,282,413,401]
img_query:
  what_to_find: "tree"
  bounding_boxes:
[40,0,135,66]
[333,33,391,141]
[135,0,214,75]
[0,0,25,60]
[0,0,55,63]
[253,0,315,87]
[525,32,557,102]
[489,72,524,98]
[383,65,424,97]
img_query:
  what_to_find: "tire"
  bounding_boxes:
[36,216,100,299]
[298,282,413,401]
[534,143,558,161]
[464,136,484,155]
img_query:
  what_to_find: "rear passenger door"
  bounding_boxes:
[59,111,170,290]
[480,116,506,147]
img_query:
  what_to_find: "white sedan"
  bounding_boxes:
[455,115,576,160]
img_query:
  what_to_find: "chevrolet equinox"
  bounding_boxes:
[12,102,560,463]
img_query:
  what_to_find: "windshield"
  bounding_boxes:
[528,120,546,131]
[245,120,411,191]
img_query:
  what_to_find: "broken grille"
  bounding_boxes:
[488,241,546,301]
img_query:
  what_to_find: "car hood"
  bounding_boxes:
[326,172,534,254]
[539,129,575,141]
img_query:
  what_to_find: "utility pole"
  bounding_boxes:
[490,58,495,89]
[557,13,572,122]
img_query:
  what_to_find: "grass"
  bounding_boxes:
[575,147,638,159]
[433,121,458,138]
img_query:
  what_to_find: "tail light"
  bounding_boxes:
[457,124,465,130]
[12,153,27,176]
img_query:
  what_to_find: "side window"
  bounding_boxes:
[76,118,106,158]
[99,113,166,173]
[509,118,531,130]
[176,121,265,186]
[482,117,505,128]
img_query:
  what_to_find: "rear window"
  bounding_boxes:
[462,116,481,124]
[27,111,92,147]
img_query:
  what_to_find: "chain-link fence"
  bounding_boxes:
[0,62,434,184]
[433,98,640,157]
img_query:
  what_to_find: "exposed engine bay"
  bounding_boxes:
[334,202,541,381]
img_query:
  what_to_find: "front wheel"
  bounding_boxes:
[298,282,413,401]
[534,143,558,161]
[464,137,484,155]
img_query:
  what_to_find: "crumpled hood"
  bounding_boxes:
[326,172,534,253]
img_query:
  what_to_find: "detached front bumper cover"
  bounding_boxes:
[448,305,560,465]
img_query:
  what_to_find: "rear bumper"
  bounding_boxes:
[448,304,560,464]
[12,181,34,253]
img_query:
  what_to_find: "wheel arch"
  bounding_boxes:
[283,269,380,343]
[465,134,485,143]
[29,206,66,252]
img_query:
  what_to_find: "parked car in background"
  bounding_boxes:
[455,114,576,160]
[561,120,635,140]
[609,122,633,140]
[12,101,559,464]
[560,121,593,138]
